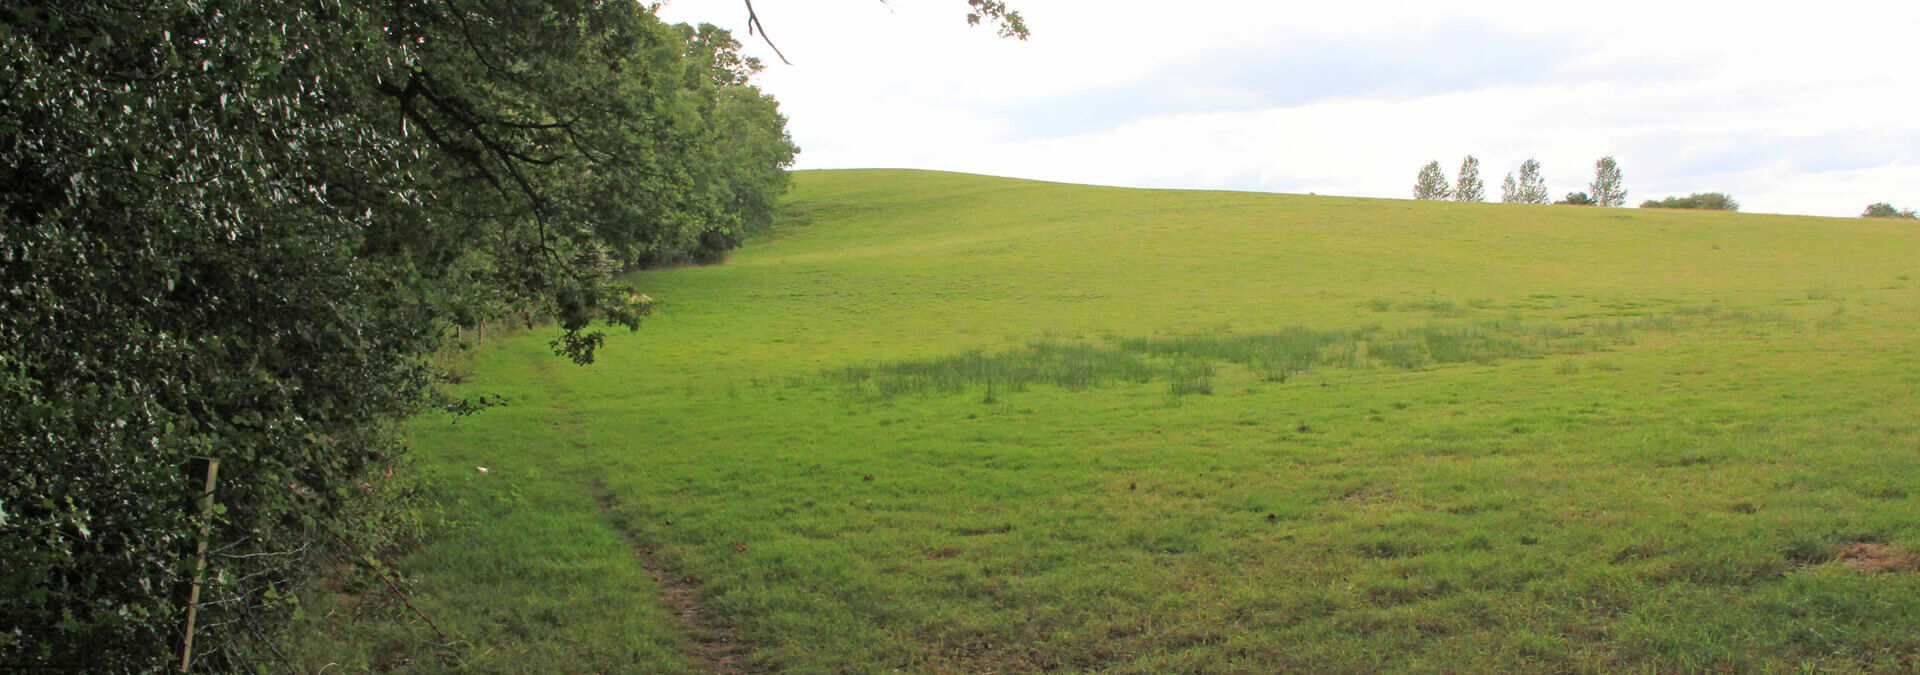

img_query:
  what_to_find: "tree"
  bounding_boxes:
[0,0,960,666]
[1590,156,1627,207]
[1558,191,1597,206]
[691,85,801,262]
[1455,156,1485,202]
[1862,202,1919,219]
[1516,158,1550,204]
[1413,161,1452,201]
[1500,172,1521,203]
[1641,193,1739,211]
[668,24,802,265]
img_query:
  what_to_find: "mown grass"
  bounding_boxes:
[295,170,1920,672]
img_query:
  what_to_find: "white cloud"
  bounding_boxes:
[659,0,1920,216]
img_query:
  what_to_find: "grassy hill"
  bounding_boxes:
[297,169,1920,671]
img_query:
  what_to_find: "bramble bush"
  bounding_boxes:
[1557,191,1596,206]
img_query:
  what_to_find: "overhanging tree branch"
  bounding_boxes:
[742,0,791,65]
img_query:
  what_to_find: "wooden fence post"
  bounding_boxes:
[180,457,219,672]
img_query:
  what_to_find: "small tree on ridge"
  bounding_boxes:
[1590,156,1627,207]
[1500,172,1521,203]
[1414,161,1452,200]
[1455,156,1485,202]
[1516,159,1550,204]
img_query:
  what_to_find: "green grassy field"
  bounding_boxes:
[296,169,1920,671]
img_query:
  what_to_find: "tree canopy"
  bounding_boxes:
[1589,156,1627,207]
[1413,161,1452,201]
[1862,202,1918,219]
[0,0,804,667]
[1641,193,1739,211]
[3,0,1030,663]
[1455,156,1485,202]
[1505,159,1550,205]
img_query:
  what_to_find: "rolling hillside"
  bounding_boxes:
[298,170,1920,671]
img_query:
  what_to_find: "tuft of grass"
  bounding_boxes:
[1401,298,1466,316]
[1165,359,1214,396]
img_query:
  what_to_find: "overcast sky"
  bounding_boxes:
[655,0,1920,217]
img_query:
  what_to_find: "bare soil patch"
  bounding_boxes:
[1836,543,1920,574]
[591,482,747,673]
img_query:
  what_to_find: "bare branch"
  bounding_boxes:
[742,0,792,65]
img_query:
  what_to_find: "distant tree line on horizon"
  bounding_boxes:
[1413,157,1620,207]
[1415,159,1913,218]
[1415,156,1625,207]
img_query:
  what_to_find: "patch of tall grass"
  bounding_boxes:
[825,310,1775,401]
[1119,326,1353,383]
[835,341,1155,398]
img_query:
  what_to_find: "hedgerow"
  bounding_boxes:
[0,0,792,668]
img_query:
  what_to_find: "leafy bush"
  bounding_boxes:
[1641,193,1740,211]
[1557,192,1597,206]
[1862,203,1918,219]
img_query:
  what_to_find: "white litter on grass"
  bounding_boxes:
[475,466,489,473]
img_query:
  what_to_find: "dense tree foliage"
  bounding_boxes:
[1507,159,1550,205]
[0,0,798,668]
[1861,202,1918,219]
[1413,161,1452,200]
[662,23,799,265]
[1454,155,1484,202]
[1558,191,1597,206]
[1641,193,1739,211]
[1589,156,1627,207]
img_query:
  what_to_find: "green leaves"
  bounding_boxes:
[965,0,1031,40]
[1589,156,1627,208]
[1413,161,1452,201]
[3,0,793,667]
[1860,202,1917,219]
[1455,156,1485,203]
[1641,193,1739,211]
